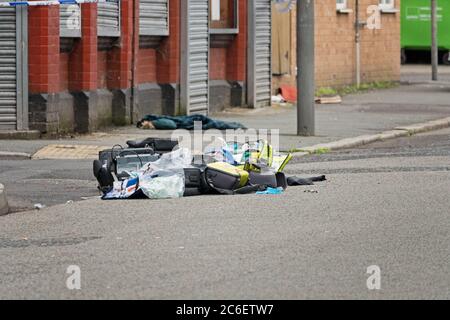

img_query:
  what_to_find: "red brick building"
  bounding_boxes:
[20,0,274,134]
[0,0,401,134]
[272,0,401,92]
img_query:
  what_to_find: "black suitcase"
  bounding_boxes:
[126,138,179,152]
[98,147,157,177]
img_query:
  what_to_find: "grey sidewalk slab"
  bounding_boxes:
[0,83,450,154]
[401,64,450,84]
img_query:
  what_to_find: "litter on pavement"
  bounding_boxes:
[34,203,46,210]
[315,95,342,104]
[92,137,327,200]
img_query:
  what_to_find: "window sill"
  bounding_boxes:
[379,8,399,14]
[336,8,353,14]
[210,28,239,35]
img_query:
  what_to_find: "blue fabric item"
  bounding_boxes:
[256,187,284,195]
[139,114,247,130]
[152,118,178,130]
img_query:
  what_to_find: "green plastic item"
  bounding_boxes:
[401,0,450,64]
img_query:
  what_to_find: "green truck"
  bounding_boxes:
[401,0,450,64]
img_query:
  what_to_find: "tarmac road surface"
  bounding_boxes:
[0,128,449,299]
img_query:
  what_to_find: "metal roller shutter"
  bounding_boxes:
[248,0,272,108]
[0,6,17,130]
[98,0,121,37]
[181,0,209,115]
[140,0,169,36]
[60,4,81,37]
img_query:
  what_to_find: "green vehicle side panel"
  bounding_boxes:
[401,0,450,50]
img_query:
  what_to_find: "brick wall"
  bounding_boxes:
[157,0,180,84]
[226,0,247,82]
[27,0,250,133]
[210,48,228,80]
[97,51,108,89]
[28,6,60,94]
[60,53,70,92]
[273,0,401,91]
[69,4,98,92]
[137,48,157,84]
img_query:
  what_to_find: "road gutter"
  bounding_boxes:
[293,116,450,158]
[0,151,32,160]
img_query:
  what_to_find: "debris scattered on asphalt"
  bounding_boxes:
[304,189,319,194]
[93,138,327,200]
[279,85,297,102]
[315,95,342,104]
[34,203,46,210]
[256,187,284,195]
[66,200,74,204]
[271,94,286,104]
[81,196,101,200]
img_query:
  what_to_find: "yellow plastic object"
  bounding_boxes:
[207,162,249,188]
[272,153,293,172]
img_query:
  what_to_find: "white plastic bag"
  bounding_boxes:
[140,173,185,199]
[138,148,191,199]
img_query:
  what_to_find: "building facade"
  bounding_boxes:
[0,0,401,134]
[0,0,273,134]
[272,0,401,92]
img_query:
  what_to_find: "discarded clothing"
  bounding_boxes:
[137,114,246,130]
[287,175,327,186]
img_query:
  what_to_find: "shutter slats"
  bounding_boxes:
[186,0,209,114]
[98,0,120,37]
[60,4,82,37]
[140,0,169,36]
[0,6,17,129]
[250,0,272,107]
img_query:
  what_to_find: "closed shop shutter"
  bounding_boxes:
[140,0,169,36]
[0,6,17,130]
[60,4,81,37]
[248,0,272,108]
[98,0,121,37]
[181,0,209,115]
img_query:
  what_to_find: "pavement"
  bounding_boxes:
[0,128,449,299]
[1,75,450,156]
[401,64,450,84]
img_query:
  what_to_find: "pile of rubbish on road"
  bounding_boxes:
[92,137,326,200]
